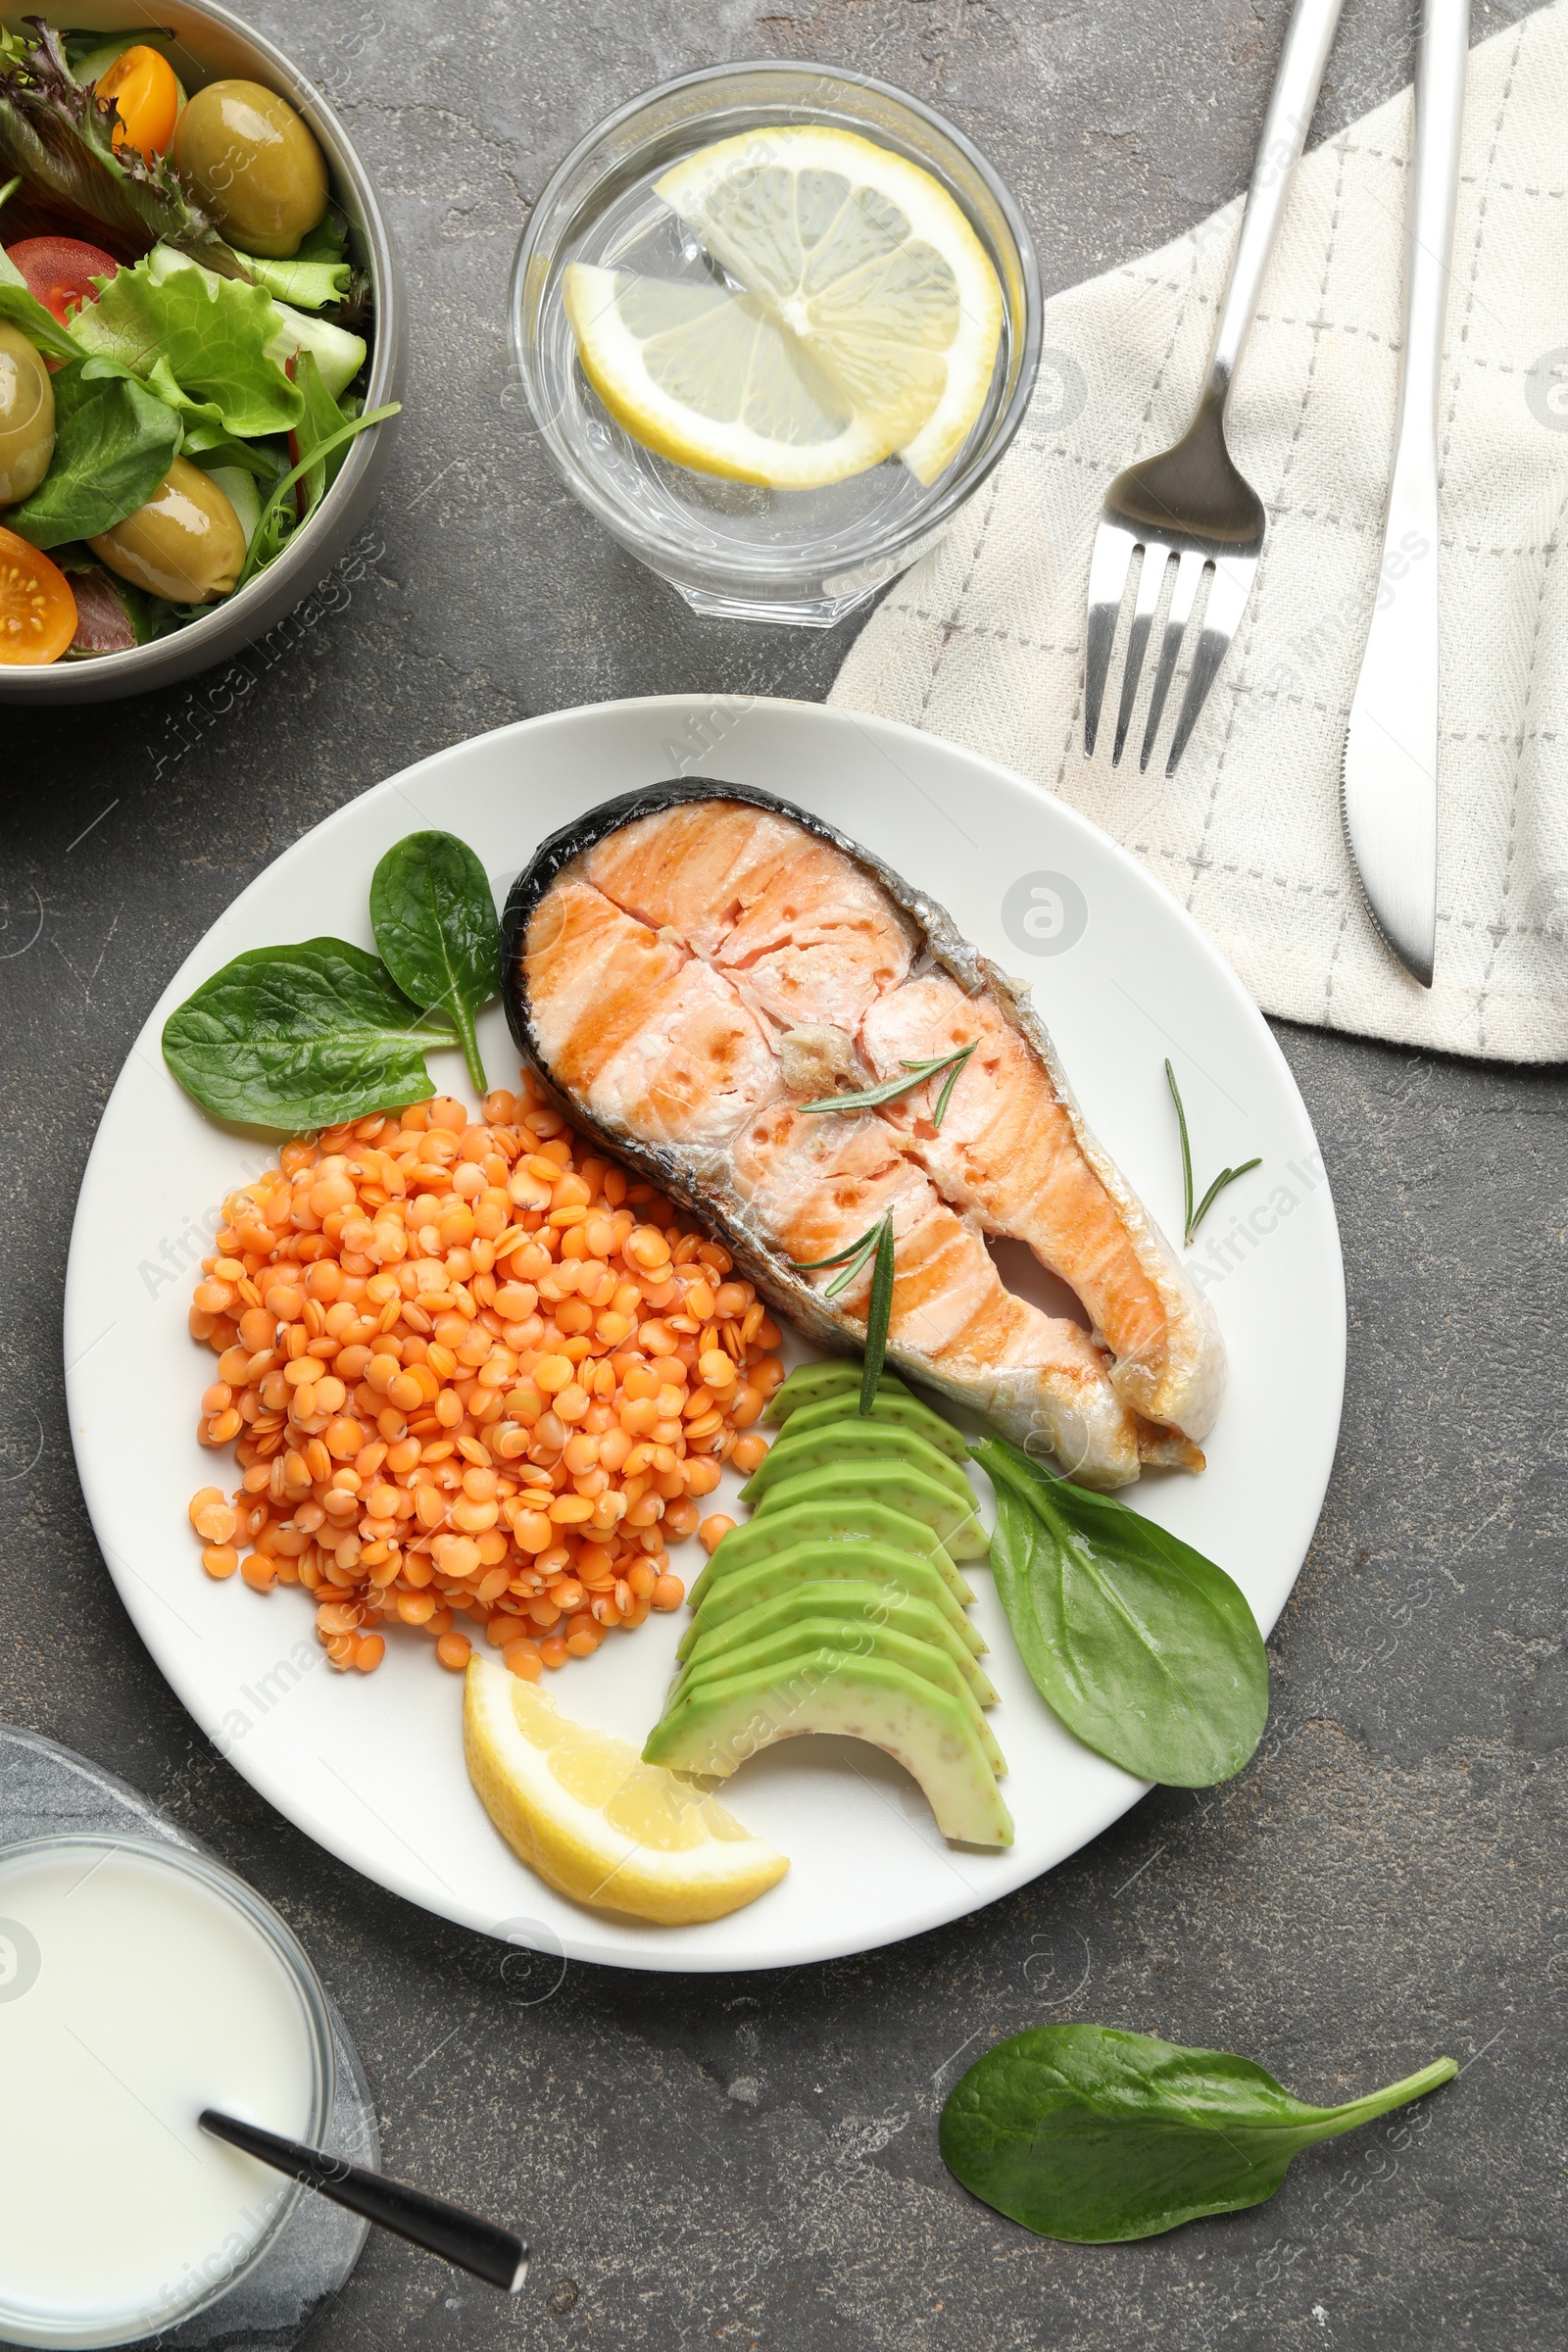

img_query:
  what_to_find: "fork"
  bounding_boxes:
[1083,0,1345,775]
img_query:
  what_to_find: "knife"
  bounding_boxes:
[1340,0,1469,988]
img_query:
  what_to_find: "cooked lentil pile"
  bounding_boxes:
[186,1071,780,1677]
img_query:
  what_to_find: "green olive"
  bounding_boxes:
[87,458,247,604]
[0,322,56,507]
[172,77,329,258]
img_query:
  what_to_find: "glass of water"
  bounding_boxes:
[510,60,1041,627]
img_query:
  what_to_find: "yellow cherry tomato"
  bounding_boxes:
[96,45,182,160]
[0,527,77,666]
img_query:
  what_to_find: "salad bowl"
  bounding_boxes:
[0,0,405,706]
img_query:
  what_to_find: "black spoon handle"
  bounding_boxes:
[200,2109,528,2292]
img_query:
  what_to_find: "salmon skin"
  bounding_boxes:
[502,781,1224,1490]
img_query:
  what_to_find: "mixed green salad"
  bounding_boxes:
[0,16,397,663]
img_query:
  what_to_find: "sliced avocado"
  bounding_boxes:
[643,1654,1014,1848]
[743,1420,976,1511]
[765,1361,912,1424]
[682,1583,1000,1703]
[670,1619,1006,1772]
[754,1462,988,1560]
[677,1541,986,1661]
[779,1390,969,1465]
[689,1499,974,1606]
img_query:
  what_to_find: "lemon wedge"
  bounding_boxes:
[464,1657,788,1925]
[564,125,1003,490]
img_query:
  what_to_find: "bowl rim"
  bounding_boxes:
[0,0,403,693]
[509,56,1042,587]
[0,1828,337,2345]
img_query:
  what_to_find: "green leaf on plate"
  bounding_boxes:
[368,832,501,1096]
[162,940,460,1132]
[974,1435,1268,1787]
[941,2024,1456,2241]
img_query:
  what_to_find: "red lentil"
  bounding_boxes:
[187,1071,777,1677]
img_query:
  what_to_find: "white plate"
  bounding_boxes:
[65,697,1345,1974]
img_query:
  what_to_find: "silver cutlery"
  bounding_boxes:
[1083,0,1345,774]
[1340,0,1469,987]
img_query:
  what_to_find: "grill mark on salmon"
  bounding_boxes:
[732,1103,1145,1485]
[583,804,917,1034]
[527,879,781,1147]
[858,973,1219,1437]
[505,782,1225,1488]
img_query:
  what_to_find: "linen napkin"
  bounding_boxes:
[830,3,1568,1062]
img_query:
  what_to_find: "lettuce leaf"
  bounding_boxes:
[68,245,303,437]
[3,357,180,547]
[265,297,366,402]
[0,237,80,360]
[247,256,352,313]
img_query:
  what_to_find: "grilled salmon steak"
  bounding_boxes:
[504,784,1224,1489]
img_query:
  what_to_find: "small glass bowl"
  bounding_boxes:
[510,61,1041,626]
[0,1834,336,2350]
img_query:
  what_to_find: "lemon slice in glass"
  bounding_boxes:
[564,124,1004,490]
[464,1657,788,1925]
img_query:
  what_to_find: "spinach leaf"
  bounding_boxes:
[4,359,179,548]
[176,414,283,478]
[162,940,460,1132]
[974,1437,1268,1787]
[369,833,500,1095]
[941,2025,1456,2241]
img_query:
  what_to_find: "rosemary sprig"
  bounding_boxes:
[799,1042,976,1130]
[792,1220,883,1299]
[791,1212,897,1415]
[1164,1059,1261,1247]
[859,1216,895,1416]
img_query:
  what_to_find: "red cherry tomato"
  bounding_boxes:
[4,236,119,327]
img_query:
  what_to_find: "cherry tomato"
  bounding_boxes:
[0,527,77,666]
[4,236,119,327]
[95,44,182,159]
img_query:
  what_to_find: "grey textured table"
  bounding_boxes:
[4,2,1564,2344]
